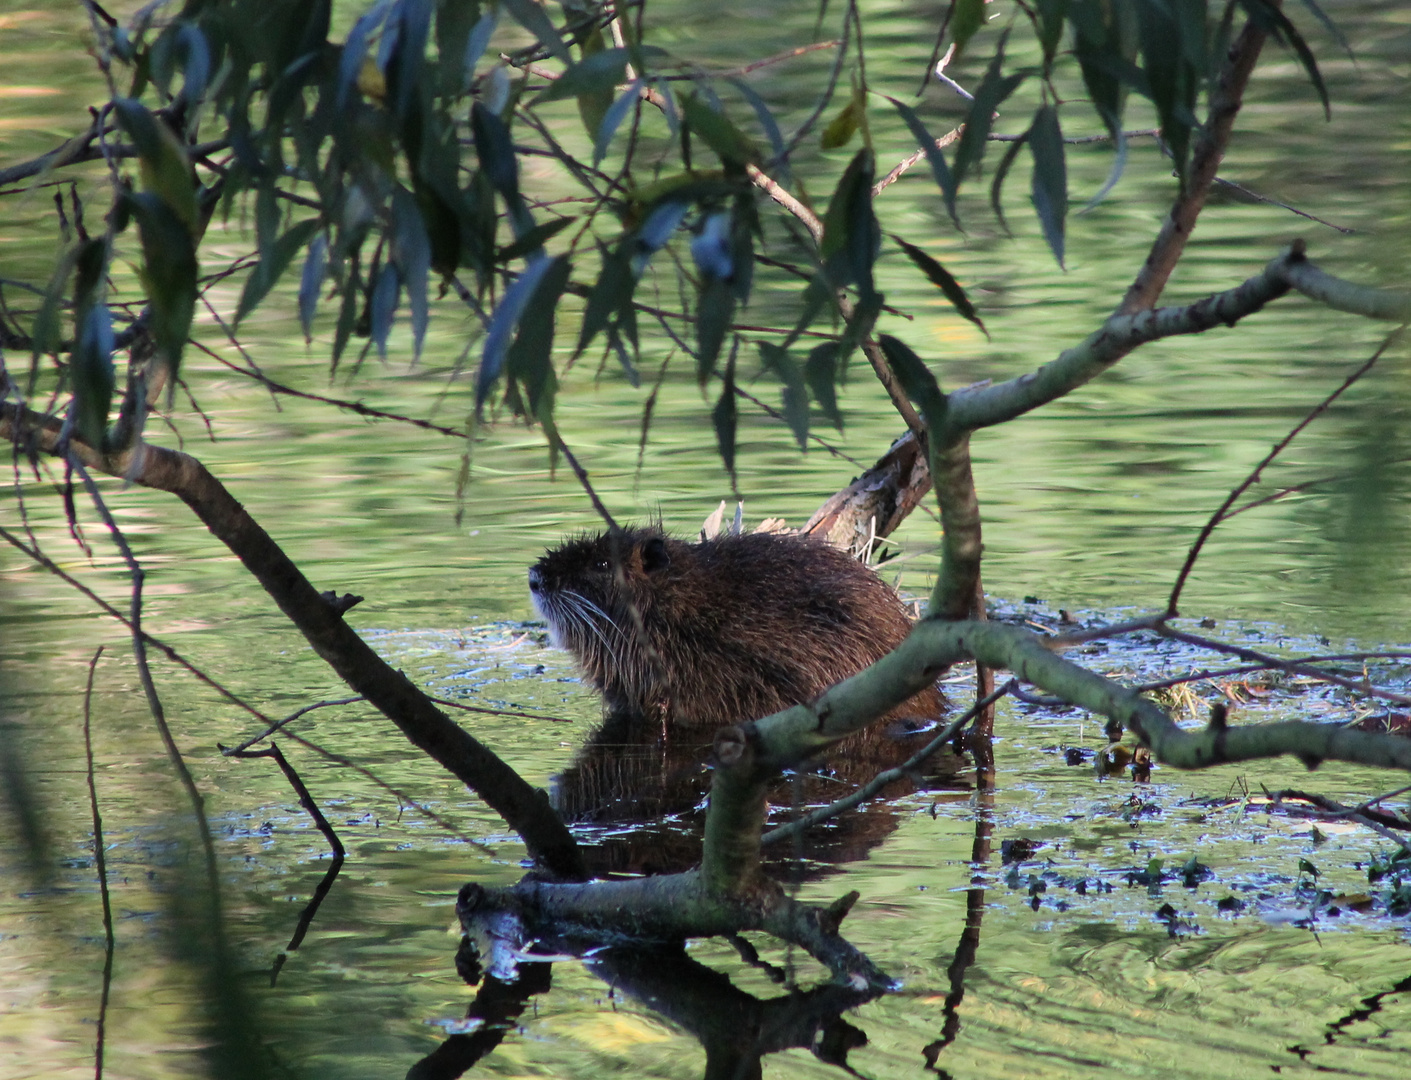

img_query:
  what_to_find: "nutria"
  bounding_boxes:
[528,526,944,728]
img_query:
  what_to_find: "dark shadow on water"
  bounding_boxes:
[551,709,971,877]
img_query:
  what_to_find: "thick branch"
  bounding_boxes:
[458,873,892,989]
[946,246,1303,434]
[0,402,586,881]
[927,432,983,619]
[946,248,1408,438]
[743,618,1411,775]
[1283,261,1411,321]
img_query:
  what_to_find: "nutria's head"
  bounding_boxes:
[528,528,676,703]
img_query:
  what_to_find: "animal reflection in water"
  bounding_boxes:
[529,527,969,875]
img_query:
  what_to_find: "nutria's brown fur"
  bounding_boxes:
[529,526,944,727]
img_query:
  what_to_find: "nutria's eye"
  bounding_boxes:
[641,536,671,573]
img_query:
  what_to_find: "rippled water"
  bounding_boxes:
[3,0,1411,1077]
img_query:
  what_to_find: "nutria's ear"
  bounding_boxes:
[641,535,671,573]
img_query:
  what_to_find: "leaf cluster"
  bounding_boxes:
[9,0,1341,471]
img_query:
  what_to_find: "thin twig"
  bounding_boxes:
[1155,624,1411,706]
[428,696,575,724]
[783,0,852,158]
[188,338,469,439]
[1167,328,1404,616]
[260,728,493,852]
[222,697,367,755]
[1134,651,1411,693]
[223,742,346,985]
[1224,457,1411,520]
[82,646,115,1080]
[553,434,619,532]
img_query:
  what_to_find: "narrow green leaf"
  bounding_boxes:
[988,128,1028,234]
[594,78,642,168]
[389,0,431,119]
[820,149,878,300]
[821,95,861,150]
[298,233,328,342]
[174,23,210,107]
[254,182,279,263]
[496,216,574,263]
[538,45,630,104]
[1136,0,1195,177]
[1238,0,1331,118]
[70,302,115,450]
[370,261,400,359]
[696,275,735,380]
[480,254,558,413]
[574,29,614,143]
[887,95,958,225]
[950,0,986,57]
[804,343,843,429]
[728,194,757,305]
[125,192,198,381]
[235,217,322,328]
[391,187,431,360]
[951,36,1025,194]
[112,98,196,232]
[712,350,738,477]
[834,290,881,373]
[890,234,986,336]
[726,77,787,177]
[332,266,360,372]
[878,334,945,424]
[760,342,809,449]
[506,255,571,415]
[680,92,759,168]
[501,0,571,64]
[435,0,480,95]
[1029,104,1068,268]
[31,245,83,359]
[608,325,640,385]
[1295,0,1351,57]
[471,101,519,199]
[576,242,635,356]
[461,7,498,88]
[1033,0,1070,66]
[1081,125,1127,213]
[337,4,382,108]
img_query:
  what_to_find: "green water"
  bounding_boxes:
[3,1,1411,1077]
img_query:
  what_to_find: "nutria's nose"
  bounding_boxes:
[528,566,542,593]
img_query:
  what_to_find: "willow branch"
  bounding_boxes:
[1117,12,1271,313]
[743,619,1411,775]
[941,243,1411,437]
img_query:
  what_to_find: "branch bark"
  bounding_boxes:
[1116,12,1273,314]
[739,618,1411,776]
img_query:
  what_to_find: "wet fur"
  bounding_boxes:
[530,527,943,726]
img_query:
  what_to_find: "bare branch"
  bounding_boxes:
[1168,327,1404,615]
